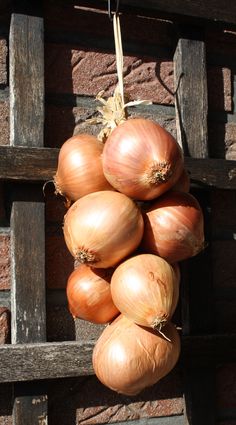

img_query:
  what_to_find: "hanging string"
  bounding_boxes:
[86,0,151,141]
[113,13,124,107]
[108,0,120,21]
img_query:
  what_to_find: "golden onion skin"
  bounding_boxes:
[92,315,181,396]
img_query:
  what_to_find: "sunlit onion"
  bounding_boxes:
[66,265,119,324]
[54,133,112,202]
[93,314,180,395]
[102,118,184,200]
[111,254,179,330]
[63,190,144,268]
[141,190,204,263]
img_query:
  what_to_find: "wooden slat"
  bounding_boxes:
[174,38,208,157]
[9,13,44,147]
[0,341,94,382]
[11,201,46,343]
[0,333,235,383]
[9,2,47,423]
[174,32,215,425]
[100,0,236,25]
[0,146,236,189]
[0,146,58,181]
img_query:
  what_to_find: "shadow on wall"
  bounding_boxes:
[46,366,183,425]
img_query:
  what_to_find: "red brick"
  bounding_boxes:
[45,234,74,289]
[0,38,7,85]
[207,66,232,112]
[45,44,174,104]
[0,307,10,344]
[46,369,183,424]
[0,233,10,290]
[0,101,9,146]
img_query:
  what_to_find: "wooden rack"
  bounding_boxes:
[0,1,236,424]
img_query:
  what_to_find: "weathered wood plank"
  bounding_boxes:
[184,157,236,189]
[0,146,58,181]
[12,385,48,425]
[0,146,236,189]
[174,32,215,425]
[0,341,94,382]
[9,3,47,423]
[174,38,208,157]
[0,333,235,383]
[11,198,48,424]
[11,201,46,343]
[101,0,236,25]
[9,13,44,147]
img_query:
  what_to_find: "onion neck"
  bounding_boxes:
[75,248,99,265]
[151,318,171,342]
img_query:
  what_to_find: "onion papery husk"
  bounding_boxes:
[54,133,113,203]
[92,314,181,396]
[111,253,179,331]
[66,265,119,324]
[63,190,144,268]
[102,118,184,201]
[141,190,205,263]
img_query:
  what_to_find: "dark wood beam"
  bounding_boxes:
[0,146,235,189]
[0,333,235,383]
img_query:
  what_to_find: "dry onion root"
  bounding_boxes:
[63,190,144,268]
[66,264,119,324]
[54,133,112,203]
[111,253,180,331]
[92,314,181,396]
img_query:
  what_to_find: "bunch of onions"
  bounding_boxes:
[92,314,180,396]
[63,190,144,268]
[102,118,184,201]
[111,254,180,331]
[54,133,112,202]
[66,264,119,324]
[141,190,204,263]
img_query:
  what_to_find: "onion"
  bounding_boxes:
[172,168,190,192]
[111,254,179,330]
[63,190,144,268]
[66,264,119,324]
[102,118,184,200]
[141,190,204,263]
[92,314,180,396]
[54,133,112,202]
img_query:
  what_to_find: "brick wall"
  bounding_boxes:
[0,1,236,424]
